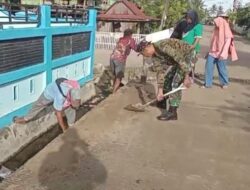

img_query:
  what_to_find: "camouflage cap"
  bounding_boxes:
[136,40,151,53]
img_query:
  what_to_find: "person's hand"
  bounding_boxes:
[219,55,226,60]
[183,75,192,88]
[142,44,155,57]
[157,88,164,101]
[190,44,195,50]
[204,52,209,59]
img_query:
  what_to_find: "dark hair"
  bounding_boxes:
[171,19,187,39]
[184,10,199,33]
[136,40,151,53]
[123,29,133,37]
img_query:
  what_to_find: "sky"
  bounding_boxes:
[204,0,250,11]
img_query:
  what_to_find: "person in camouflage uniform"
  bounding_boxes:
[139,38,193,120]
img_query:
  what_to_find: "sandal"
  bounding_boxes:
[200,85,211,89]
[13,116,27,124]
[221,85,229,89]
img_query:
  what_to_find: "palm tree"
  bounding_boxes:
[210,4,217,16]
[217,5,224,15]
[188,0,206,20]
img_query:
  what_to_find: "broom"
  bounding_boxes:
[124,84,186,112]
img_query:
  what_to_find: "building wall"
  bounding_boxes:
[0,0,81,5]
[97,21,138,33]
[106,1,132,15]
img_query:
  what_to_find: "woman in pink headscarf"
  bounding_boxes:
[203,14,238,89]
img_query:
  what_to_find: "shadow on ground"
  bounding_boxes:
[39,128,107,190]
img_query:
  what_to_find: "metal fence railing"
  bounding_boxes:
[0,5,97,129]
[51,5,89,24]
[0,3,89,25]
[0,3,40,24]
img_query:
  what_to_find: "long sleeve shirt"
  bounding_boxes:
[150,39,193,87]
[209,17,238,61]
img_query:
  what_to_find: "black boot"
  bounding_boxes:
[157,106,178,121]
[156,98,167,109]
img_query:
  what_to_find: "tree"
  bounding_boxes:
[236,6,250,29]
[166,0,188,27]
[159,0,169,30]
[134,0,188,30]
[188,0,206,20]
[209,4,217,17]
[217,5,224,15]
[227,9,237,24]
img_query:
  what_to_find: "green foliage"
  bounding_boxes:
[134,0,188,29]
[209,4,217,16]
[227,10,237,23]
[135,0,164,19]
[166,0,188,27]
[236,6,250,28]
[217,5,224,15]
[188,0,206,21]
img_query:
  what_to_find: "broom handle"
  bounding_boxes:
[143,84,186,106]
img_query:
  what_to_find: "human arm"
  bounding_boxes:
[191,24,203,49]
[53,97,68,132]
[55,110,68,132]
[153,40,192,98]
[219,38,231,60]
[191,38,200,49]
[130,38,138,52]
[154,39,192,71]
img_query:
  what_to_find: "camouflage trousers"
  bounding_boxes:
[163,65,185,107]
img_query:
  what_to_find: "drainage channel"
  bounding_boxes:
[2,67,248,182]
[0,69,113,182]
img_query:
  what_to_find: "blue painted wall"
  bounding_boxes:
[0,5,97,128]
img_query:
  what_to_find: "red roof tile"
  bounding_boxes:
[98,0,159,22]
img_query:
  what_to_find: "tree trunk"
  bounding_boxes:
[159,0,169,30]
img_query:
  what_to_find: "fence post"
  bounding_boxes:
[88,8,97,80]
[40,5,52,85]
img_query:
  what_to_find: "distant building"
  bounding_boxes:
[0,0,90,5]
[97,0,159,33]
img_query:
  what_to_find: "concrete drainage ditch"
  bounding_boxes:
[1,65,250,182]
[0,68,115,182]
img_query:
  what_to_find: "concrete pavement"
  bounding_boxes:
[1,81,250,190]
[1,26,250,190]
[95,26,250,81]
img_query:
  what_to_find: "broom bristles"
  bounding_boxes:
[124,104,146,112]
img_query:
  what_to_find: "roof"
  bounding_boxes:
[98,0,159,22]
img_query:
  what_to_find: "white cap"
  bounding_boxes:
[217,12,229,17]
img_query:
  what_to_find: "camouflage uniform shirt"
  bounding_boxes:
[150,38,193,88]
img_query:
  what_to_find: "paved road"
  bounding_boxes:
[95,25,250,80]
[1,26,250,190]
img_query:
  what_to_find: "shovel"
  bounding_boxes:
[124,84,186,112]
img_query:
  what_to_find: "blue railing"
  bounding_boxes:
[0,5,97,128]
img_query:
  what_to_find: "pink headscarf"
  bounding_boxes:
[63,80,80,108]
[209,17,238,61]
